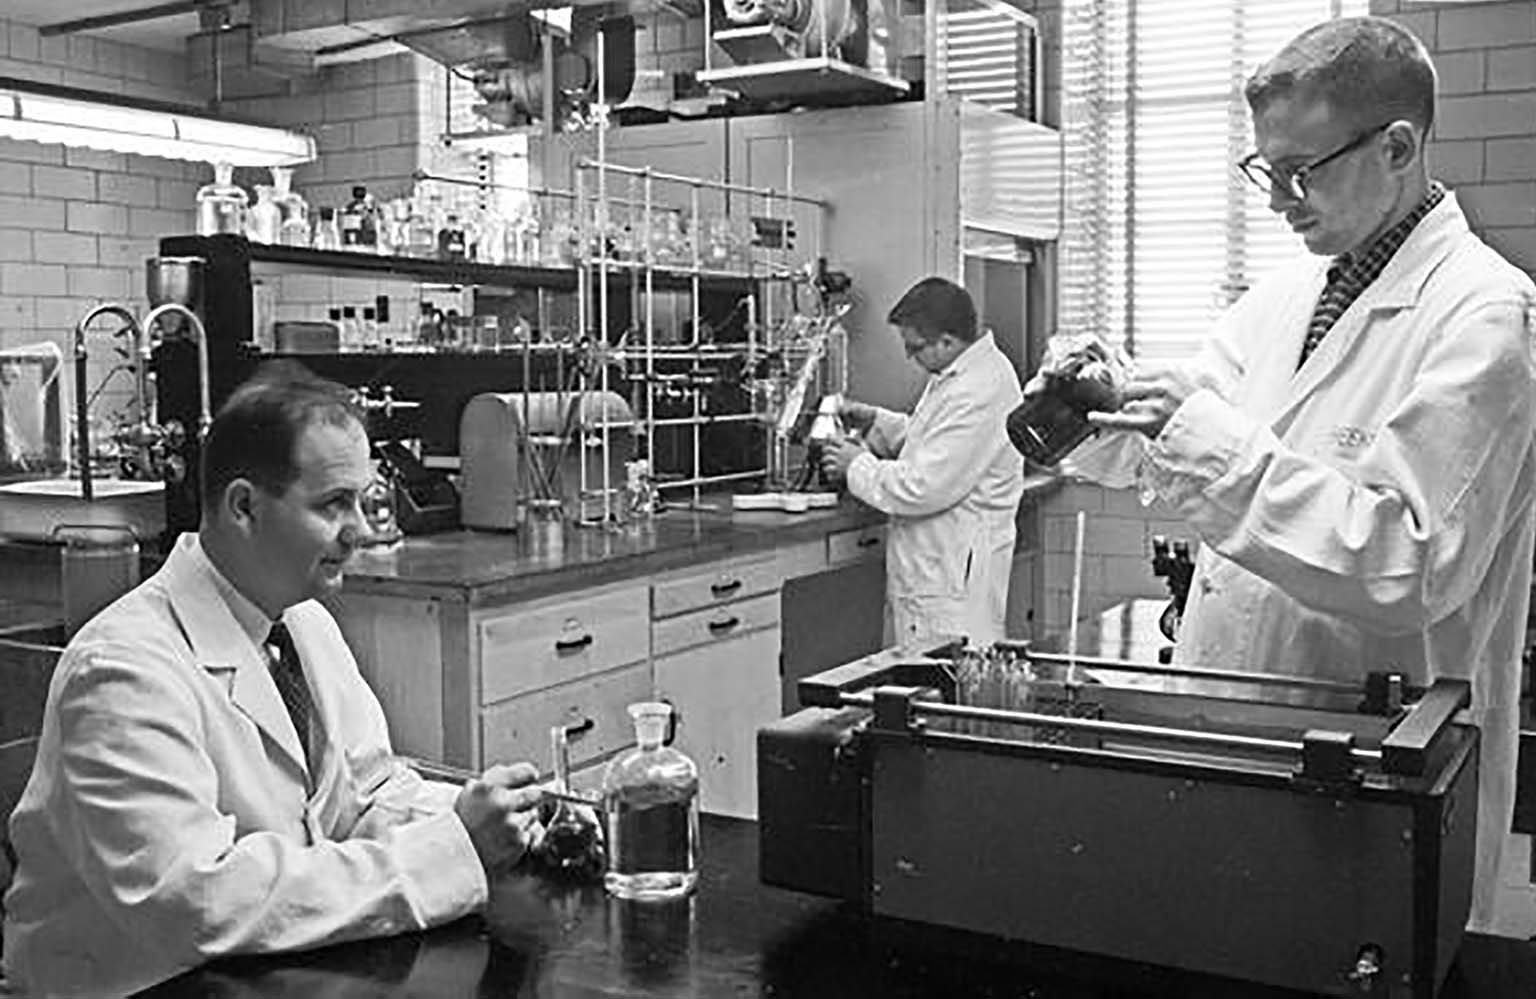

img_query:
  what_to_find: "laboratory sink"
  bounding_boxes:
[0,478,164,542]
[0,620,64,744]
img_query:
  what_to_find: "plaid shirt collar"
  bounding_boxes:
[1326,181,1446,288]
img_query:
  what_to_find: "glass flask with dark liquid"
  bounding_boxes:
[602,702,699,900]
[1007,349,1122,466]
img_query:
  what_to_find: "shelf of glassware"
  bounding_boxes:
[245,243,758,295]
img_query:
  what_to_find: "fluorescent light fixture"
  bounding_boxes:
[0,76,315,167]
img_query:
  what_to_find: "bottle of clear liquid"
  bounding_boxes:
[196,161,248,237]
[601,702,699,900]
[246,184,281,244]
[270,166,311,248]
[313,207,342,251]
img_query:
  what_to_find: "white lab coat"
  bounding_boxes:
[2,534,485,998]
[848,331,1026,645]
[1070,193,1536,932]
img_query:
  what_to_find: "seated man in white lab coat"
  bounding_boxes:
[821,277,1025,646]
[2,362,546,997]
[1051,16,1536,935]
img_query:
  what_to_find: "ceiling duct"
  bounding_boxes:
[451,12,636,131]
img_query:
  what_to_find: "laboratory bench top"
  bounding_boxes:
[0,475,1063,611]
[136,814,1536,999]
[339,474,1062,606]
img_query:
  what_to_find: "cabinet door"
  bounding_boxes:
[653,626,781,820]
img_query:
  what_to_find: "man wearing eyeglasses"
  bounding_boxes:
[1054,16,1536,934]
[821,277,1025,646]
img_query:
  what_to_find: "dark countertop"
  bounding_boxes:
[341,474,1062,606]
[138,815,1536,999]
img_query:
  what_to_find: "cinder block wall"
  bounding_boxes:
[0,20,204,428]
[1033,0,1536,645]
[226,53,426,211]
[1375,0,1536,272]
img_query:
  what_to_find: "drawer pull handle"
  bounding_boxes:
[554,633,594,653]
[710,579,743,597]
[857,536,880,548]
[707,615,741,634]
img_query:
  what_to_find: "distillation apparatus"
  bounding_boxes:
[553,31,845,525]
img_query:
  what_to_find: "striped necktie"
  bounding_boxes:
[265,620,313,772]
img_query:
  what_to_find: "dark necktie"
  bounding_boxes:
[1299,261,1349,369]
[265,620,313,772]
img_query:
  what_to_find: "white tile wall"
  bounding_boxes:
[0,17,203,426]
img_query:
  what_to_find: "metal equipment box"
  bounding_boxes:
[759,642,1479,998]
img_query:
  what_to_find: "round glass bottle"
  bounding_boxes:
[601,702,699,900]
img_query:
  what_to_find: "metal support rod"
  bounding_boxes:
[841,691,1386,765]
[1026,650,1365,695]
[575,158,829,207]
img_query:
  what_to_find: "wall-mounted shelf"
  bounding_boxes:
[247,243,580,290]
[245,242,757,295]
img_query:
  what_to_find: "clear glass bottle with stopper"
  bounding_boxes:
[196,161,247,236]
[601,701,699,900]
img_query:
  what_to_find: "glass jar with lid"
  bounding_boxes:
[196,161,247,237]
[601,701,699,900]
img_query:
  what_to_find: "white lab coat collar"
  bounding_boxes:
[1286,191,1471,410]
[160,533,309,774]
[934,330,1000,383]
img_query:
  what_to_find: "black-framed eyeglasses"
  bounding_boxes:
[1237,123,1390,201]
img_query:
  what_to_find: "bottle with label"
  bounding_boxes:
[601,701,699,900]
[246,185,281,244]
[270,166,311,248]
[437,213,467,261]
[416,302,440,349]
[340,185,378,250]
[341,306,359,351]
[313,207,342,251]
[405,188,438,259]
[361,306,379,350]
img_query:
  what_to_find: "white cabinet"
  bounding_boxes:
[654,626,782,820]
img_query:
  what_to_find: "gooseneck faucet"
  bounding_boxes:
[73,304,145,502]
[141,303,212,439]
[71,303,211,503]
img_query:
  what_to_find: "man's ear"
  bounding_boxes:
[221,478,259,532]
[1383,119,1421,171]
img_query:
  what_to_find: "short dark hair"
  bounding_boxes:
[1245,16,1437,134]
[199,361,365,516]
[887,276,979,343]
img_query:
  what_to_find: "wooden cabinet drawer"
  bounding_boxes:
[480,662,652,771]
[827,523,888,566]
[652,553,781,619]
[477,581,650,705]
[652,591,781,659]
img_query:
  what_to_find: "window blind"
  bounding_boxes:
[1059,0,1368,362]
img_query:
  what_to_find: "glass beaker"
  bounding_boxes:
[601,701,699,900]
[55,524,140,638]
